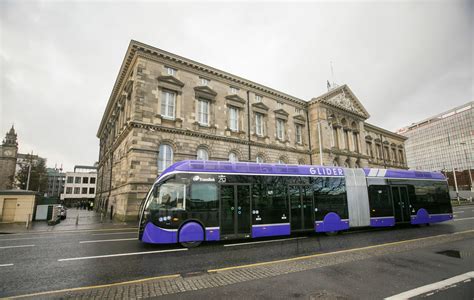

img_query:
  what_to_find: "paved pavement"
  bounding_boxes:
[0,206,472,299]
[0,208,136,234]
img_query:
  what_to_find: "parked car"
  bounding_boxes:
[57,205,67,220]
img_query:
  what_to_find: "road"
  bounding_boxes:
[0,206,473,299]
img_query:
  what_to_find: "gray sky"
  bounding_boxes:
[1,0,472,171]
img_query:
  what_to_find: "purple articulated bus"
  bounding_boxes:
[138,160,453,247]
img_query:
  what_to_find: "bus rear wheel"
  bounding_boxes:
[181,241,202,248]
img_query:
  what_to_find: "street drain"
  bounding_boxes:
[437,250,462,259]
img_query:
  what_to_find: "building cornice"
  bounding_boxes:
[364,122,408,140]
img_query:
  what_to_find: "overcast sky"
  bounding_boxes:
[1,0,472,171]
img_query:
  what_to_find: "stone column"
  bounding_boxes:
[338,127,345,149]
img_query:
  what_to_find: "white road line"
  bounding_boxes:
[58,248,187,261]
[385,271,474,299]
[0,244,35,249]
[0,237,41,242]
[454,217,474,222]
[91,231,137,236]
[455,210,465,213]
[0,263,14,267]
[79,238,137,244]
[224,237,307,247]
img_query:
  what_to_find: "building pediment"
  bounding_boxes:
[157,75,184,93]
[194,86,217,100]
[293,114,306,125]
[225,94,246,109]
[157,75,185,88]
[252,102,269,110]
[311,85,370,119]
[225,94,246,104]
[273,109,289,116]
[274,108,289,121]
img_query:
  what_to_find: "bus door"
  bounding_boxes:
[220,184,251,239]
[289,185,314,231]
[391,186,410,223]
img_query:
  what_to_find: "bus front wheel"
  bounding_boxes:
[181,241,202,248]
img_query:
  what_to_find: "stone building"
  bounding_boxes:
[96,40,407,221]
[0,126,18,190]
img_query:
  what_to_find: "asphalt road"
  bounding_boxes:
[0,206,473,298]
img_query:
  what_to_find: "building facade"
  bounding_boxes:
[60,166,97,206]
[96,40,407,221]
[398,101,473,172]
[0,126,18,190]
[46,168,65,199]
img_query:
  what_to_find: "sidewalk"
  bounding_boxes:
[0,208,137,234]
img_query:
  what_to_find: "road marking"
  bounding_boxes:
[224,237,307,247]
[0,244,35,249]
[1,227,138,236]
[456,210,465,213]
[7,274,180,299]
[385,271,474,299]
[0,263,14,267]
[454,217,474,222]
[79,238,137,244]
[91,231,137,236]
[58,248,187,261]
[0,237,42,242]
[208,229,474,273]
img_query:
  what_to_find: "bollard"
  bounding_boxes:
[26,214,30,229]
[100,213,104,223]
[76,214,79,225]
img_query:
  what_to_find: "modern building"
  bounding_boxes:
[397,102,473,171]
[60,165,97,206]
[96,40,408,221]
[397,101,473,196]
[46,168,65,199]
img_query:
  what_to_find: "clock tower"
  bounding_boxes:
[0,125,18,190]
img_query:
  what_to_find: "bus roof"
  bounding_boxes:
[156,160,445,183]
[364,168,445,180]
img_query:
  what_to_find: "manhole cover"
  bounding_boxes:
[437,250,462,259]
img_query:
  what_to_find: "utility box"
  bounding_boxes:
[35,204,55,220]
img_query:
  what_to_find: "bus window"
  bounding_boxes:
[368,185,392,217]
[252,177,288,224]
[146,183,186,210]
[313,177,348,220]
[188,183,218,211]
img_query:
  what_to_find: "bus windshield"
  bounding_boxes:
[145,182,186,210]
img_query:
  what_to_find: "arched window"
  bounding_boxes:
[256,155,264,163]
[197,148,209,161]
[333,159,339,166]
[355,162,360,168]
[298,159,305,165]
[344,160,350,168]
[158,144,173,171]
[228,152,238,162]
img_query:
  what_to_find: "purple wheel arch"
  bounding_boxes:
[411,208,453,224]
[142,221,220,244]
[179,222,204,243]
[315,212,350,232]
